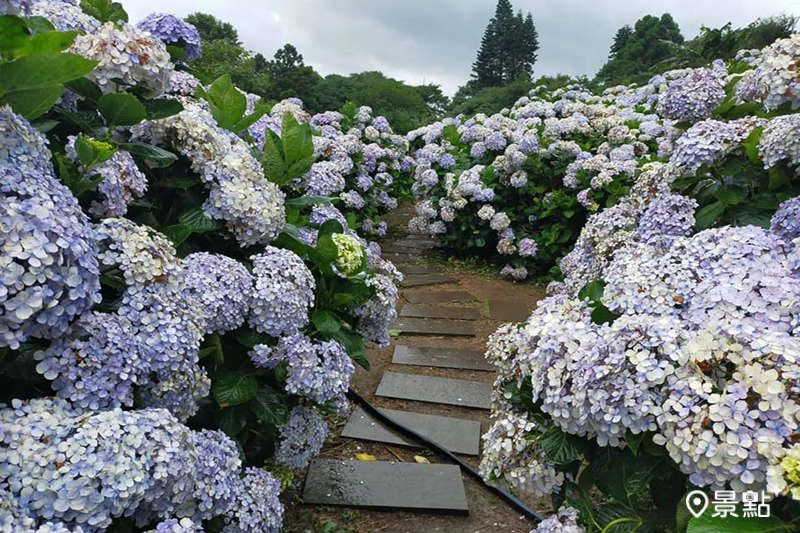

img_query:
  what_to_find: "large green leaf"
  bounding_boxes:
[159,224,192,246]
[212,372,258,407]
[204,74,246,131]
[249,385,289,426]
[0,85,62,120]
[15,30,78,57]
[80,0,128,23]
[713,185,748,206]
[0,16,29,52]
[178,206,222,233]
[235,328,273,348]
[540,427,589,465]
[65,77,102,103]
[332,326,369,370]
[281,112,314,167]
[694,200,726,230]
[262,129,286,183]
[98,92,146,128]
[117,142,178,168]
[312,309,341,336]
[285,196,336,207]
[216,406,249,437]
[143,98,183,120]
[0,53,97,95]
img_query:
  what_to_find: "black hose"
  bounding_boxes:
[346,388,545,522]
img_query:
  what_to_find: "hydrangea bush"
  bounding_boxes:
[478,35,800,533]
[0,3,403,531]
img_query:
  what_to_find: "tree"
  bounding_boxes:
[609,25,633,59]
[595,14,684,85]
[185,12,239,43]
[470,0,539,89]
[263,44,321,109]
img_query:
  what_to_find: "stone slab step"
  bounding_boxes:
[375,372,491,409]
[400,274,458,288]
[303,458,469,514]
[399,265,443,275]
[390,318,475,337]
[400,304,481,321]
[405,290,477,304]
[392,344,493,372]
[341,405,481,455]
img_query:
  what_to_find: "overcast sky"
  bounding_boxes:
[127,0,800,95]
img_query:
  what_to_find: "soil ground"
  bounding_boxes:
[282,204,549,533]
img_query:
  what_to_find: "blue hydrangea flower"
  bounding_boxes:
[223,468,283,533]
[248,247,315,337]
[182,252,253,334]
[137,13,202,60]
[273,406,329,470]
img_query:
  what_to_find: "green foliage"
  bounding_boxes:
[79,0,128,24]
[195,74,267,132]
[261,111,315,186]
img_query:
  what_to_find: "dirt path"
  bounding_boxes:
[284,204,548,533]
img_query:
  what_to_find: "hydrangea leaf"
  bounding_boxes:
[539,427,589,465]
[0,52,98,95]
[213,372,258,408]
[250,385,289,426]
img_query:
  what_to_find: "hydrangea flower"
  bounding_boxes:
[137,13,202,60]
[529,506,585,533]
[274,406,329,470]
[735,34,800,110]
[332,233,364,275]
[249,247,315,337]
[70,22,173,95]
[354,273,398,347]
[182,252,253,334]
[657,65,727,122]
[1,164,100,349]
[223,468,283,533]
[759,114,800,169]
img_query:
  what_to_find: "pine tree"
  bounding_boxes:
[470,0,539,89]
[609,25,633,58]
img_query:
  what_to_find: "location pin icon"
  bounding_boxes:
[686,490,710,518]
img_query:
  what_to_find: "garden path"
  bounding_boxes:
[285,204,547,533]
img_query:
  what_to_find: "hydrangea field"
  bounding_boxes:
[455,34,800,533]
[0,1,412,531]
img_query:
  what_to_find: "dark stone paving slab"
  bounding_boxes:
[392,345,493,372]
[303,458,469,514]
[394,237,438,250]
[401,274,458,288]
[400,304,481,321]
[390,318,475,337]
[489,300,531,323]
[341,405,481,455]
[405,291,477,304]
[376,372,491,409]
[381,244,425,254]
[399,265,443,275]
[383,252,419,263]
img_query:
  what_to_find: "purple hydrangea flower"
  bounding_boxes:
[137,13,202,60]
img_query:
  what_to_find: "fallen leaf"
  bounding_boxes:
[413,455,430,464]
[355,453,377,461]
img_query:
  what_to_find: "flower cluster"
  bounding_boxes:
[182,252,253,334]
[136,13,202,60]
[274,406,329,469]
[656,62,728,122]
[736,34,800,110]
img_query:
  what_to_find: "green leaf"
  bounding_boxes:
[231,100,267,133]
[216,406,249,437]
[281,112,314,167]
[713,185,748,206]
[80,0,128,23]
[74,133,116,172]
[687,508,790,533]
[250,385,289,426]
[768,166,790,191]
[318,219,344,237]
[235,328,273,348]
[332,327,369,370]
[284,196,336,207]
[24,16,56,35]
[313,234,339,265]
[203,74,246,131]
[159,224,192,246]
[694,200,726,230]
[625,431,648,456]
[0,16,29,52]
[578,280,605,302]
[286,154,315,181]
[154,177,200,189]
[742,128,763,165]
[212,372,258,407]
[97,92,146,128]
[56,108,104,135]
[143,98,183,120]
[178,206,222,233]
[15,30,78,57]
[117,142,177,168]
[539,427,589,465]
[312,309,341,336]
[166,45,186,62]
[64,77,102,103]
[262,129,286,183]
[0,53,97,95]
[0,85,62,120]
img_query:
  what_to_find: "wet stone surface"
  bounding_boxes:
[302,458,469,513]
[392,344,493,372]
[390,318,475,337]
[341,405,482,455]
[401,274,459,287]
[404,290,477,304]
[375,372,492,409]
[400,304,482,321]
[399,265,444,275]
